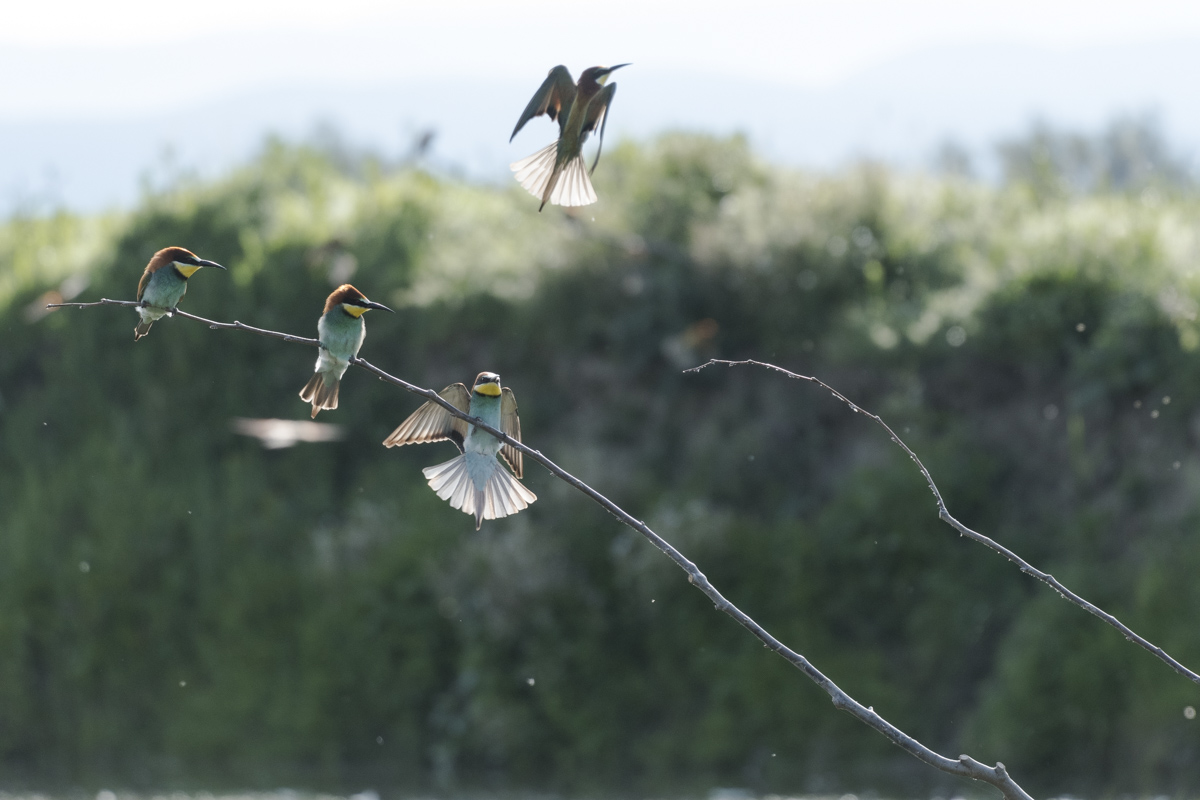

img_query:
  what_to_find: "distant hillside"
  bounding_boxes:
[4,39,1200,212]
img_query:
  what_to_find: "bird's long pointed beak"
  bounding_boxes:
[198,259,226,270]
[363,300,394,313]
[601,63,631,76]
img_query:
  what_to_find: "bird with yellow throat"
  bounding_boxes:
[134,246,225,340]
[300,284,393,418]
[383,372,536,529]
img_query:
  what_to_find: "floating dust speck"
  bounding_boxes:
[1076,323,1086,332]
[527,677,535,686]
[1186,706,1196,720]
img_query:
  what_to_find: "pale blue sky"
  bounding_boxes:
[5,0,1200,116]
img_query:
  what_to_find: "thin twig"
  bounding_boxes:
[48,299,324,348]
[47,299,1035,800]
[686,358,1200,687]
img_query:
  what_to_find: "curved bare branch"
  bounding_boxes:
[686,358,1200,687]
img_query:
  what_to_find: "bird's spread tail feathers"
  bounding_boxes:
[511,141,558,206]
[511,142,597,210]
[300,372,340,418]
[423,454,537,530]
[553,152,598,207]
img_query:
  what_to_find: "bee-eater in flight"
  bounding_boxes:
[510,63,629,211]
[134,246,225,339]
[300,284,393,418]
[383,371,536,529]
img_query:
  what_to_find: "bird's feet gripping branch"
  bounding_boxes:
[509,63,628,211]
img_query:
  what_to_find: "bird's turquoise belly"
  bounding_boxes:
[321,322,365,359]
[142,272,188,310]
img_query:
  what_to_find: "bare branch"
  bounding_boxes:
[687,358,1200,687]
[47,300,1036,800]
[48,299,324,348]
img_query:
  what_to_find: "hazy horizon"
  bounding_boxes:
[6,2,1200,211]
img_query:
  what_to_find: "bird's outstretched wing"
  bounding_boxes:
[583,82,618,174]
[383,384,471,451]
[510,65,577,141]
[499,387,524,478]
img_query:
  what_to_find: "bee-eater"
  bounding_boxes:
[299,284,394,418]
[383,372,536,529]
[509,63,629,211]
[134,246,226,339]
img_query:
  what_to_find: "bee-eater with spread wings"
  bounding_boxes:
[509,63,629,211]
[383,372,536,529]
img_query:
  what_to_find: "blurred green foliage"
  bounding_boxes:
[2,134,1200,797]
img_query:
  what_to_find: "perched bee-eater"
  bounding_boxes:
[509,63,629,211]
[300,284,394,418]
[134,246,226,339]
[383,372,536,529]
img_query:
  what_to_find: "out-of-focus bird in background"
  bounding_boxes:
[231,417,345,449]
[509,63,629,211]
[382,371,536,529]
[300,284,393,418]
[134,246,225,340]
